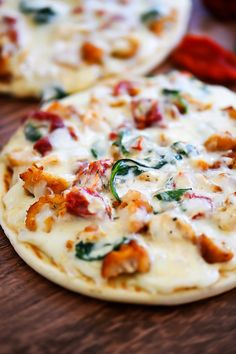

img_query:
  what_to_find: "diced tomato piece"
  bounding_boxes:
[67,126,78,141]
[113,80,139,97]
[77,159,112,176]
[66,187,94,217]
[73,6,83,14]
[3,16,17,25]
[2,15,19,44]
[192,212,205,220]
[76,159,112,191]
[29,110,65,132]
[109,123,131,141]
[66,187,111,218]
[33,137,52,156]
[7,29,18,43]
[131,136,144,151]
[109,131,119,140]
[131,99,163,129]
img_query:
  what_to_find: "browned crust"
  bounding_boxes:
[3,167,13,192]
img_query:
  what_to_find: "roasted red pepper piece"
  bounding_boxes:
[66,187,94,217]
[171,34,236,84]
[75,159,112,191]
[2,15,19,44]
[131,99,163,129]
[66,187,111,218]
[113,80,139,97]
[33,136,52,156]
[109,131,119,140]
[3,16,17,25]
[131,136,144,151]
[67,126,78,141]
[77,159,112,177]
[29,110,65,132]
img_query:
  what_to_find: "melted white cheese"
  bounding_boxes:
[2,71,236,293]
[0,0,190,96]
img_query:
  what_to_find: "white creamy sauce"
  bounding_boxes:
[2,72,236,293]
[0,0,189,96]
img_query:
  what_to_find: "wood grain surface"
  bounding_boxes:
[0,1,236,353]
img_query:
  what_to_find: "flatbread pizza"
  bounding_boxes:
[0,0,191,97]
[1,71,236,305]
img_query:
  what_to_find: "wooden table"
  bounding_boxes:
[1,1,236,353]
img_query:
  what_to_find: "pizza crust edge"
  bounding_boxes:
[1,159,236,305]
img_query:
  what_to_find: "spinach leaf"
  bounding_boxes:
[19,1,56,24]
[155,188,192,202]
[162,88,180,96]
[174,96,188,114]
[112,131,130,156]
[19,1,35,14]
[75,237,128,261]
[90,141,106,159]
[162,88,188,114]
[33,7,56,24]
[171,142,198,157]
[91,148,99,159]
[110,159,144,201]
[153,159,169,168]
[141,9,160,24]
[110,158,168,201]
[42,86,68,103]
[24,123,42,142]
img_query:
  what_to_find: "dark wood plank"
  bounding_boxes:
[0,1,236,353]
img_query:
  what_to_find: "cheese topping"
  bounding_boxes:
[0,0,190,96]
[2,71,236,294]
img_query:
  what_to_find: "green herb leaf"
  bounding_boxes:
[162,88,180,96]
[19,1,56,24]
[33,7,56,24]
[110,158,168,201]
[75,237,128,261]
[42,86,68,103]
[110,159,144,201]
[171,142,198,157]
[24,123,42,142]
[162,88,188,114]
[91,148,99,159]
[19,1,35,14]
[112,131,130,156]
[154,159,169,168]
[155,188,192,202]
[175,96,188,114]
[141,9,160,23]
[90,141,106,159]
